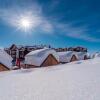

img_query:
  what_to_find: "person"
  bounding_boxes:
[12,58,16,66]
[16,58,21,69]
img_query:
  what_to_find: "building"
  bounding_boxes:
[92,52,100,58]
[76,52,88,60]
[54,46,87,52]
[4,44,87,63]
[4,44,50,61]
[54,48,68,52]
[4,44,25,60]
[73,46,87,52]
[24,48,59,68]
[58,51,88,63]
[0,49,12,72]
[58,51,78,63]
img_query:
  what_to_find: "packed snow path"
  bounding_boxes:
[0,58,100,100]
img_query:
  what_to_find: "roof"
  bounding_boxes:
[58,51,88,63]
[0,49,13,69]
[25,48,59,66]
[58,51,76,63]
[93,52,100,58]
[76,52,88,60]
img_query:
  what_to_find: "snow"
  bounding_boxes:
[58,51,88,63]
[0,58,100,100]
[0,49,13,69]
[57,51,75,63]
[76,52,87,60]
[25,48,59,66]
[93,52,100,58]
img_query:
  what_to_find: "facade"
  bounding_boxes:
[40,54,59,67]
[0,63,9,71]
[70,55,78,62]
[73,46,87,52]
[54,48,68,52]
[25,48,59,68]
[4,44,25,60]
[55,46,87,52]
[4,44,50,61]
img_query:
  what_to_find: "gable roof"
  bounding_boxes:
[0,63,10,70]
[58,51,77,63]
[58,51,88,63]
[93,52,100,58]
[76,52,88,60]
[25,48,59,66]
[0,49,13,69]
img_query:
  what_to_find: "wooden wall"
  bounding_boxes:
[84,55,88,60]
[70,55,78,62]
[41,54,59,67]
[23,64,38,69]
[0,63,9,72]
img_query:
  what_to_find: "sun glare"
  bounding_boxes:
[18,16,33,32]
[21,18,30,28]
[9,11,42,33]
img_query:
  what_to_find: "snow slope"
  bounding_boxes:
[0,58,100,100]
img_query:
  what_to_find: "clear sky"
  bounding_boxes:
[0,0,100,52]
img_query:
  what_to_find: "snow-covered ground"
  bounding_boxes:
[0,58,100,100]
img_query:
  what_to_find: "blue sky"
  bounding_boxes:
[0,0,100,52]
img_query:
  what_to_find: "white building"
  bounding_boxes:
[58,51,78,63]
[92,52,100,58]
[58,51,88,63]
[25,48,59,68]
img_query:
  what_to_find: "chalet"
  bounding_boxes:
[58,51,88,64]
[92,52,100,58]
[68,47,74,51]
[4,44,51,61]
[4,44,25,60]
[58,51,78,63]
[74,46,87,52]
[0,49,12,72]
[76,52,88,60]
[24,48,59,68]
[54,47,87,52]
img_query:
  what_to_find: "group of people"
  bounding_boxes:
[12,58,20,67]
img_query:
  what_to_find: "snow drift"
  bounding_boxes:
[0,58,100,100]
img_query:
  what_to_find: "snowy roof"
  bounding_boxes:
[25,48,59,66]
[0,49,13,69]
[93,52,100,58]
[76,52,88,60]
[58,51,88,63]
[58,51,77,63]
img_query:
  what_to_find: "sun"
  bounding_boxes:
[10,12,41,33]
[20,18,31,28]
[18,16,33,32]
